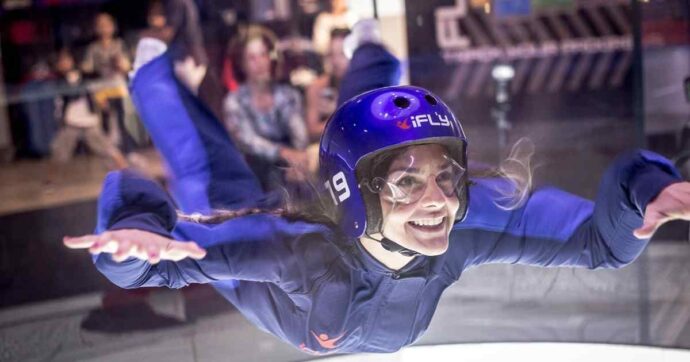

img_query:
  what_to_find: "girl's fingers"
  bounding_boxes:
[161,241,207,261]
[160,241,185,261]
[146,243,162,264]
[131,243,149,260]
[65,230,206,263]
[633,220,658,239]
[113,240,134,262]
[635,208,670,239]
[185,242,207,260]
[89,232,113,253]
[88,242,103,254]
[90,239,118,254]
[63,235,98,249]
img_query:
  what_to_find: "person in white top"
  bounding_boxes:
[312,0,359,55]
[51,49,128,169]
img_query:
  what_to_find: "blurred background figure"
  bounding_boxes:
[81,13,139,166]
[303,27,350,176]
[224,25,308,191]
[50,49,128,170]
[279,35,322,93]
[19,60,57,158]
[306,27,350,143]
[312,0,358,55]
[138,0,174,44]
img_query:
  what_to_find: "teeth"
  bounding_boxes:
[411,217,444,227]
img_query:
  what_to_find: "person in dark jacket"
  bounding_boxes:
[64,32,690,355]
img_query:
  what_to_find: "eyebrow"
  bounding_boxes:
[389,166,420,174]
[388,160,452,174]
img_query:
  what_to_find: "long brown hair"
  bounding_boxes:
[470,137,536,210]
[177,171,339,228]
[226,25,282,83]
[177,139,536,229]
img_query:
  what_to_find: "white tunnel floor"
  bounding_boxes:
[316,343,690,362]
[2,242,690,361]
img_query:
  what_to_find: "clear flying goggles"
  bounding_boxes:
[363,154,466,205]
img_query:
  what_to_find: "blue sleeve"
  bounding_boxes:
[444,150,682,278]
[93,170,335,291]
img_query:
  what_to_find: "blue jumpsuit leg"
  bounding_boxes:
[129,53,264,214]
[338,43,402,106]
[130,53,296,314]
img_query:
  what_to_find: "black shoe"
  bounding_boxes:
[80,302,186,333]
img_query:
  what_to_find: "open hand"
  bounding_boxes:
[63,229,206,264]
[633,181,690,239]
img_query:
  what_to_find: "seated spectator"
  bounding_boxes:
[50,49,127,169]
[223,25,309,191]
[305,28,350,142]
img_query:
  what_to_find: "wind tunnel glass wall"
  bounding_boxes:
[405,0,690,350]
[0,0,689,361]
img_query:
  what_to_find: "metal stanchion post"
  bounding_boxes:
[491,64,514,150]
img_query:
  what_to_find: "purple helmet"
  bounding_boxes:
[319,85,469,238]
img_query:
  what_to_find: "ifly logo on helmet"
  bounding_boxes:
[396,113,452,130]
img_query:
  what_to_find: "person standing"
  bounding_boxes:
[312,0,358,55]
[82,13,139,164]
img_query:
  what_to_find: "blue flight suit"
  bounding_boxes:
[92,51,682,354]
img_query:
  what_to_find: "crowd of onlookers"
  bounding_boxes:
[14,0,362,191]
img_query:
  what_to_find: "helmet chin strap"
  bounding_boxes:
[379,237,420,257]
[363,230,421,257]
[377,191,421,257]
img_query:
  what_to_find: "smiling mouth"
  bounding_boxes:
[408,216,446,233]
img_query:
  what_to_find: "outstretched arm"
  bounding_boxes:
[446,150,685,277]
[65,170,334,290]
